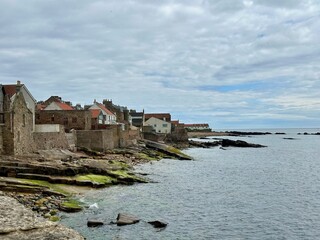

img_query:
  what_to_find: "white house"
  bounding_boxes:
[89,101,116,125]
[144,117,171,134]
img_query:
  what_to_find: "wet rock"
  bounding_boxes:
[116,213,140,226]
[148,220,168,228]
[87,219,104,227]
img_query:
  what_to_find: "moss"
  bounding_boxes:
[75,174,116,185]
[109,160,131,170]
[19,179,70,196]
[135,152,160,161]
[61,199,83,212]
[166,146,193,160]
[109,170,148,183]
[49,216,60,222]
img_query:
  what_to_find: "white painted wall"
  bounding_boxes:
[144,117,171,134]
[35,124,61,133]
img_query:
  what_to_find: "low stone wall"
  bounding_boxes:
[33,125,68,150]
[76,125,134,152]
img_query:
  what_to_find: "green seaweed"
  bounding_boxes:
[109,170,148,183]
[75,174,116,185]
[19,179,70,195]
[61,198,83,212]
[109,160,131,170]
[49,216,60,222]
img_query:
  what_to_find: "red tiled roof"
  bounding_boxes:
[145,113,171,121]
[55,101,74,110]
[97,103,115,116]
[3,85,18,98]
[90,109,101,118]
[37,103,46,110]
[184,123,209,127]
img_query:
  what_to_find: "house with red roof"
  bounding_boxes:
[36,97,91,132]
[89,100,116,125]
[44,100,74,111]
[184,123,211,132]
[2,81,37,130]
[90,109,104,129]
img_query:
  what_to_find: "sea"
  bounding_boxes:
[61,128,320,240]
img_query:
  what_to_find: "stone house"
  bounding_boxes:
[36,97,91,132]
[3,81,37,130]
[1,86,35,155]
[144,117,172,134]
[36,109,91,132]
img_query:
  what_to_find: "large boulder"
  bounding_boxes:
[116,213,140,226]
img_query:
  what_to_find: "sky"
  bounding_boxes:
[1,0,320,129]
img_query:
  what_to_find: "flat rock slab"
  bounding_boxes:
[0,191,84,239]
[116,213,140,226]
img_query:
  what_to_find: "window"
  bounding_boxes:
[162,124,167,127]
[154,124,157,127]
[64,117,68,125]
[51,115,55,122]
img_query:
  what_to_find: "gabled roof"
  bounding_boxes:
[54,101,74,110]
[3,83,37,103]
[3,85,17,98]
[90,109,102,118]
[185,123,209,127]
[96,103,115,116]
[145,113,171,121]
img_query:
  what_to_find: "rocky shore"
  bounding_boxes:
[0,140,192,220]
[0,191,84,240]
[0,136,269,238]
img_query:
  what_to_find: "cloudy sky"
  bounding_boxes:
[1,0,319,129]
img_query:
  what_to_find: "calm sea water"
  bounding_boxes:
[61,128,320,240]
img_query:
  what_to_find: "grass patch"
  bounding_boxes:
[75,174,116,185]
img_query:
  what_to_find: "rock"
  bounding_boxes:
[116,213,140,226]
[0,193,84,239]
[87,219,104,227]
[148,220,168,228]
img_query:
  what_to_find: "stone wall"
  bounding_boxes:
[36,110,91,132]
[0,125,3,154]
[76,125,130,152]
[33,124,68,150]
[4,92,35,155]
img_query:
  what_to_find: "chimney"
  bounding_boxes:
[16,80,22,92]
